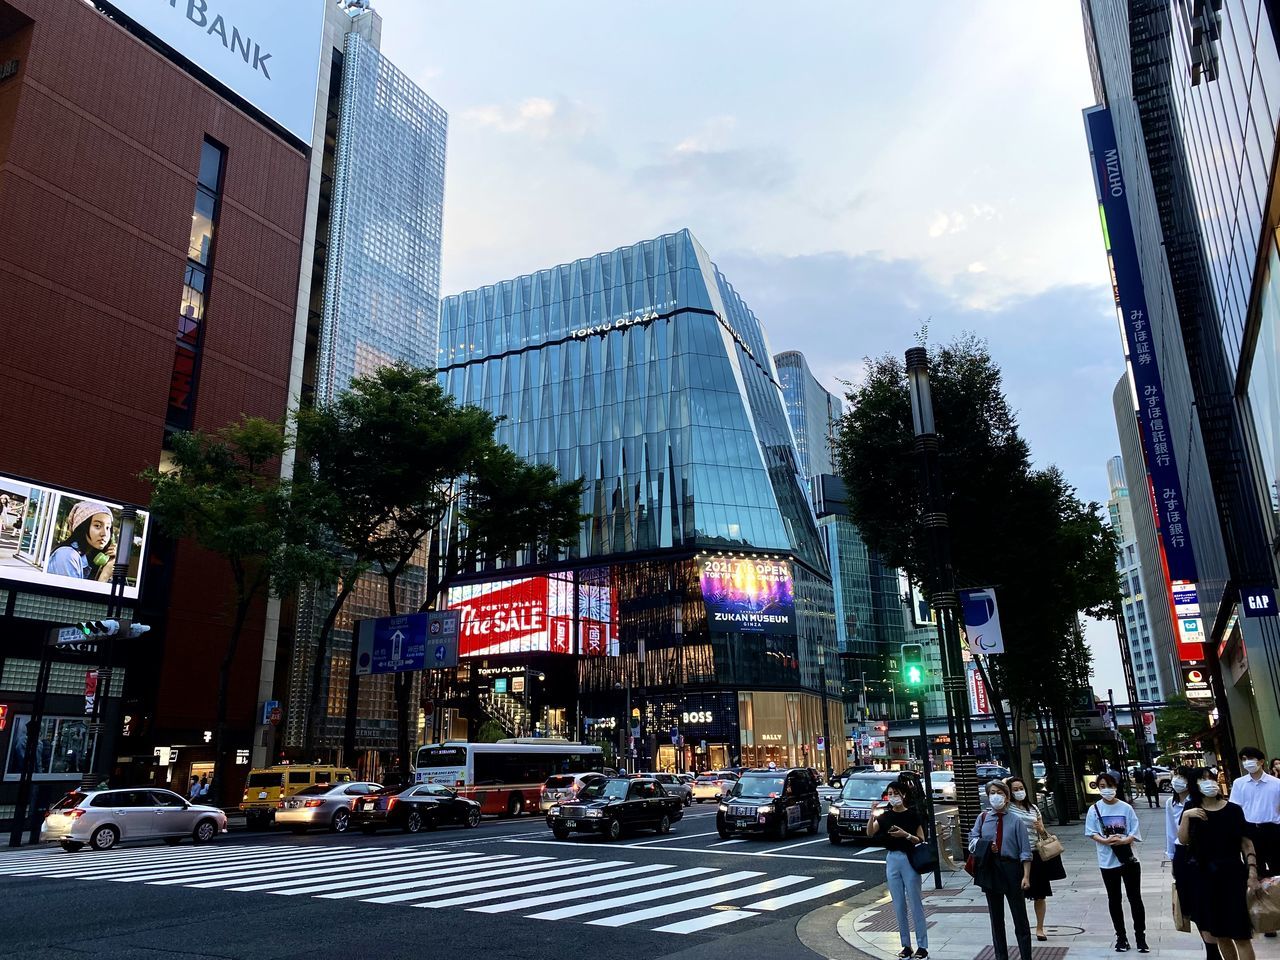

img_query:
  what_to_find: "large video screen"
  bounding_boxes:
[447,574,617,658]
[0,475,149,600]
[699,555,794,635]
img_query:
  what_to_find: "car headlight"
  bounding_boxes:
[718,803,728,812]
[548,805,560,816]
[757,804,774,814]
[586,809,603,818]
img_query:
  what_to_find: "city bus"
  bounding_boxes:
[414,739,605,817]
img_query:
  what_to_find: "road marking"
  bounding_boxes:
[771,836,834,852]
[526,870,764,921]
[356,858,605,904]
[624,830,721,846]
[2,845,280,877]
[653,909,758,934]
[500,837,881,863]
[710,839,747,846]
[228,852,520,894]
[465,866,716,914]
[587,874,810,927]
[109,848,350,882]
[745,877,862,909]
[165,849,445,887]
[424,862,675,909]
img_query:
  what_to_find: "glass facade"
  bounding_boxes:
[1251,234,1280,539]
[776,350,842,477]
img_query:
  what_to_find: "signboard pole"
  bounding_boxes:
[342,624,363,764]
[8,654,52,847]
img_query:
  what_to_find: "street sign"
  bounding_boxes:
[56,626,84,645]
[269,707,282,726]
[262,699,280,725]
[670,726,679,744]
[427,610,460,667]
[355,613,430,676]
[817,735,825,750]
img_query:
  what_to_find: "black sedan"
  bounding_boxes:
[351,783,482,834]
[546,776,684,841]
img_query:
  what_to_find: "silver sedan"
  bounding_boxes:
[276,781,381,834]
[41,788,227,852]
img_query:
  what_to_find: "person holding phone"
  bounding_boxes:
[1086,772,1147,953]
[45,500,115,582]
[868,780,929,959]
[1180,768,1259,959]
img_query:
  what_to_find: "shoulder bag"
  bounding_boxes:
[910,837,939,875]
[964,811,987,877]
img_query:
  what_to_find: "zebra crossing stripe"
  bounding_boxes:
[176,850,472,889]
[427,862,678,910]
[0,845,255,876]
[0,845,237,871]
[296,856,569,901]
[526,870,764,921]
[585,874,810,928]
[355,858,602,904]
[48,847,338,882]
[228,853,523,894]
[463,865,715,914]
[145,848,403,885]
[652,910,758,935]
[745,877,861,910]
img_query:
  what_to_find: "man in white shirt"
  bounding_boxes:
[1231,746,1280,937]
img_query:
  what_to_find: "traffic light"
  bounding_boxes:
[75,620,150,639]
[901,643,926,688]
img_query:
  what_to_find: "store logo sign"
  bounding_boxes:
[1241,585,1277,618]
[0,59,18,83]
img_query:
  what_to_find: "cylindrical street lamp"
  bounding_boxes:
[904,347,979,834]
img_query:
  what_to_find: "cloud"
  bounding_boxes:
[634,115,795,194]
[461,96,596,141]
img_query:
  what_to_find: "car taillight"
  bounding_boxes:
[68,809,85,820]
[304,799,324,808]
[387,797,398,811]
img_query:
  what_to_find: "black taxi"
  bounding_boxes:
[716,767,821,840]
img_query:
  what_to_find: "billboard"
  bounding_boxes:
[699,555,795,635]
[0,475,150,600]
[446,574,616,658]
[100,0,327,143]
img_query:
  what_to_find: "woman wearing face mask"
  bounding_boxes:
[44,500,116,583]
[1167,769,1221,959]
[969,780,1033,960]
[1180,769,1261,960]
[1086,772,1147,952]
[1007,777,1064,941]
[867,781,929,959]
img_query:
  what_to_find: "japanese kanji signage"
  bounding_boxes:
[1085,106,1198,583]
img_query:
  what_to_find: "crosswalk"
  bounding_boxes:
[0,842,862,935]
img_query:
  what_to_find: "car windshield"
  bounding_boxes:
[931,771,954,782]
[731,775,784,798]
[840,778,893,801]
[579,779,630,800]
[51,792,86,811]
[695,775,722,782]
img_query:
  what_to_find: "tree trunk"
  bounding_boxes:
[212,596,252,807]
[305,577,358,757]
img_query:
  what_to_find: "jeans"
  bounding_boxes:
[885,850,928,950]
[983,859,1033,960]
[1100,861,1145,937]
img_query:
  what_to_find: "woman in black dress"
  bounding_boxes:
[1178,769,1262,959]
[1007,776,1065,941]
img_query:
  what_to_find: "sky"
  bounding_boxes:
[373,0,1128,694]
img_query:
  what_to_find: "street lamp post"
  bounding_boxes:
[905,347,979,832]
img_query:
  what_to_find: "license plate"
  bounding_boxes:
[258,791,267,799]
[563,820,576,828]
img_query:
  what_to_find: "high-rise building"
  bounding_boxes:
[438,230,842,772]
[775,351,842,477]
[1082,0,1280,756]
[1106,453,1177,702]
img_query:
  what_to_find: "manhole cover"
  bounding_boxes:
[1043,925,1084,936]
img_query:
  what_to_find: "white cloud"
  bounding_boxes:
[461,96,595,140]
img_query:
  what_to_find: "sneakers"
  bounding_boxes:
[1136,935,1149,954]
[1115,937,1130,952]
[897,950,913,959]
[914,951,929,959]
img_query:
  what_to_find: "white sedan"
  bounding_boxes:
[929,770,956,802]
[691,772,739,802]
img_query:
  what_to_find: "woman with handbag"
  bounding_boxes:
[1166,768,1222,959]
[968,780,1034,960]
[868,780,929,959]
[1008,776,1065,941]
[1179,769,1261,960]
[1086,772,1148,952]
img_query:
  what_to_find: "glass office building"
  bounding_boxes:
[439,230,842,771]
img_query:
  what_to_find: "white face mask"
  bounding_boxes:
[888,794,905,807]
[1171,777,1188,794]
[1243,760,1260,774]
[1099,788,1117,801]
[989,794,1007,809]
[1013,789,1027,801]
[1200,780,1220,797]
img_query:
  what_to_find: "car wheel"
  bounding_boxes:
[193,819,218,844]
[59,841,84,853]
[829,830,843,845]
[684,795,691,807]
[552,827,571,840]
[774,816,788,841]
[606,818,622,841]
[507,794,524,818]
[657,815,671,835]
[331,809,350,833]
[465,807,481,828]
[718,827,732,840]
[90,825,119,851]
[405,810,423,833]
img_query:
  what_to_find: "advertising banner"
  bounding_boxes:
[1084,107,1199,584]
[0,474,149,600]
[1182,664,1213,701]
[699,555,795,635]
[968,664,991,714]
[446,574,616,657]
[959,587,1005,655]
[100,0,327,142]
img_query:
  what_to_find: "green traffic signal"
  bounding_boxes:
[901,643,926,688]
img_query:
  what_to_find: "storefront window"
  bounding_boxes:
[1247,235,1280,540]
[4,715,93,780]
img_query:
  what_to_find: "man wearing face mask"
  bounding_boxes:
[1086,772,1147,952]
[1230,745,1280,940]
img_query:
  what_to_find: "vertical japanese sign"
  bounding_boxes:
[1084,107,1199,584]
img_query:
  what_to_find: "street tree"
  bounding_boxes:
[143,418,331,803]
[1156,694,1209,757]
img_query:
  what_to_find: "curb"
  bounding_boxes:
[797,881,889,960]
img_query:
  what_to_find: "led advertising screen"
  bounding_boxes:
[446,574,616,658]
[699,555,795,635]
[0,475,150,600]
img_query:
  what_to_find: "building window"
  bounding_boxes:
[168,139,225,429]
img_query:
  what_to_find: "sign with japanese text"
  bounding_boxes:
[1085,106,1198,584]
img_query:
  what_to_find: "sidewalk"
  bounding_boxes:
[838,805,1280,960]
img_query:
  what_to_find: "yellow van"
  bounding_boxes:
[240,765,354,828]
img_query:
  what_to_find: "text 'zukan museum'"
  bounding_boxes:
[435,230,842,772]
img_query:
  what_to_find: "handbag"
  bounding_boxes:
[1251,877,1280,935]
[964,811,987,878]
[910,839,939,875]
[1172,882,1191,933]
[1037,833,1064,860]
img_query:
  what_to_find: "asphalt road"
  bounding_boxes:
[0,801,900,960]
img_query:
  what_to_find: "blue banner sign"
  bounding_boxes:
[1241,585,1277,618]
[1084,106,1199,584]
[356,613,429,676]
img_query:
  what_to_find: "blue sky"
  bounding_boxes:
[375,0,1128,692]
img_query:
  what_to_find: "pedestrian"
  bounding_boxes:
[1086,772,1148,953]
[1270,758,1280,779]
[1230,746,1280,939]
[198,775,210,800]
[1007,776,1065,942]
[1142,767,1160,809]
[44,500,116,582]
[867,780,929,959]
[188,774,201,801]
[1180,767,1261,959]
[969,780,1033,960]
[1168,768,1222,959]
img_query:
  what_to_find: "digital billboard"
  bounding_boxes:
[0,475,150,600]
[446,574,616,658]
[699,555,794,635]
